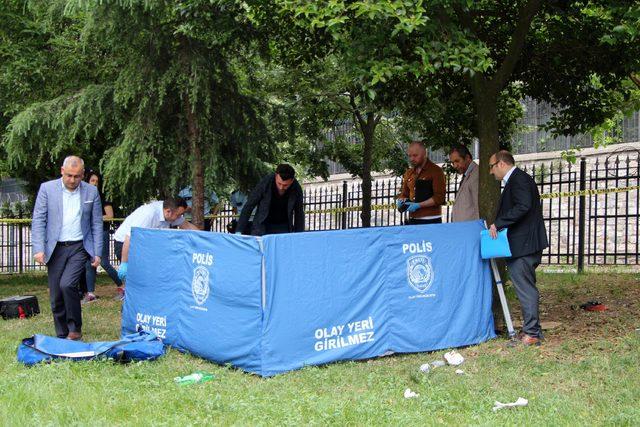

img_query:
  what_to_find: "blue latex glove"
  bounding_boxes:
[407,202,422,213]
[395,199,406,209]
[118,262,128,280]
[235,232,242,235]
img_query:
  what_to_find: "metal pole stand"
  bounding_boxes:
[483,220,516,338]
[490,258,516,338]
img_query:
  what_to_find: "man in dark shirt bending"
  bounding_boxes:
[236,164,305,236]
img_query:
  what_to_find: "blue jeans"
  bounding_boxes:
[85,230,122,292]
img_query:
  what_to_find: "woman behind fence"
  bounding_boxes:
[82,170,122,302]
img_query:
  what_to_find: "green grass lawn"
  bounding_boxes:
[0,273,638,425]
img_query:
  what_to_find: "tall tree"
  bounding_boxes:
[0,1,111,196]
[249,1,435,227]
[267,0,640,220]
[2,0,276,225]
[268,59,413,226]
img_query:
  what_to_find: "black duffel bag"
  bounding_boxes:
[0,295,40,320]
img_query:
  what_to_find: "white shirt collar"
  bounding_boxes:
[464,161,476,178]
[502,166,517,187]
[60,178,80,194]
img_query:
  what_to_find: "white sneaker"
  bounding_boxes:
[82,293,98,304]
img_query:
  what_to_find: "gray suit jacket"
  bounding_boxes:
[32,179,103,263]
[451,162,479,223]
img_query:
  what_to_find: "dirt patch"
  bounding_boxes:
[506,273,640,347]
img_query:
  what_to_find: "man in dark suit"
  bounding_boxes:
[488,150,548,346]
[236,164,304,236]
[32,156,103,340]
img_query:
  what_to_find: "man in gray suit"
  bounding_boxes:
[449,145,479,222]
[32,156,103,340]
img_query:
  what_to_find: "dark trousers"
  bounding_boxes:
[264,223,290,235]
[242,221,254,235]
[114,240,123,262]
[506,251,543,338]
[228,219,253,235]
[407,217,442,225]
[47,241,88,338]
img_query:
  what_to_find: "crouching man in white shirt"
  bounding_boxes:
[112,197,198,299]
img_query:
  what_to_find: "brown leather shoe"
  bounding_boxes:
[67,331,83,341]
[521,334,541,346]
[507,333,541,347]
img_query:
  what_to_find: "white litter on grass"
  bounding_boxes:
[430,360,446,368]
[492,397,528,412]
[455,369,465,375]
[419,363,431,373]
[444,350,464,366]
[404,388,419,399]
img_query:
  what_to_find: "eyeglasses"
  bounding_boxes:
[489,161,499,171]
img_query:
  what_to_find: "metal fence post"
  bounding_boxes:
[8,223,15,273]
[341,180,348,230]
[577,157,586,273]
[18,222,23,274]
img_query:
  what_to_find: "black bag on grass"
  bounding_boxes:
[0,295,40,320]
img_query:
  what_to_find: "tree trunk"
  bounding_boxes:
[473,87,501,222]
[473,82,506,333]
[184,94,205,230]
[359,112,376,228]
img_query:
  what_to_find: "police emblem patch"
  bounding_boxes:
[191,266,210,305]
[406,255,434,293]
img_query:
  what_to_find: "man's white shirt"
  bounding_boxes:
[114,201,185,242]
[501,166,517,192]
[59,179,83,242]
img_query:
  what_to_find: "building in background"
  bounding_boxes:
[323,99,640,168]
[0,178,28,205]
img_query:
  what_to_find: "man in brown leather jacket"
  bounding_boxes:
[397,141,446,225]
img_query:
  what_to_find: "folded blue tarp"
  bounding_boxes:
[17,330,165,365]
[122,220,496,376]
[480,228,512,259]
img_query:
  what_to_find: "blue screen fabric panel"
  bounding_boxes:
[176,232,263,373]
[122,228,189,345]
[384,221,496,353]
[260,229,391,376]
[121,221,497,377]
[122,228,264,373]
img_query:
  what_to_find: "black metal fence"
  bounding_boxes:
[2,152,638,273]
[588,155,640,265]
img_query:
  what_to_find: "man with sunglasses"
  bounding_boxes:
[488,150,548,346]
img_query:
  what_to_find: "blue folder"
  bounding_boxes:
[480,229,512,259]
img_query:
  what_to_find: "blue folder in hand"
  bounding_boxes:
[480,229,512,259]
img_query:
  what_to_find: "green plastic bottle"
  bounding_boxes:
[174,371,214,386]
